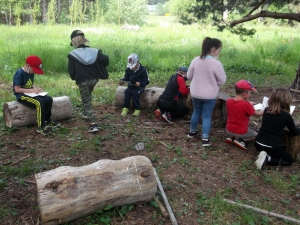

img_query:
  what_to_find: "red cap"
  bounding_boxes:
[235,80,257,92]
[26,56,44,74]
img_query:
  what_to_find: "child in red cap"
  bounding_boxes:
[13,55,58,135]
[225,80,263,150]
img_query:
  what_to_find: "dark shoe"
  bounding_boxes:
[202,138,212,147]
[45,120,60,127]
[36,126,51,135]
[154,109,162,120]
[88,124,98,133]
[255,151,268,170]
[233,138,248,150]
[187,131,199,138]
[225,136,234,144]
[162,112,173,123]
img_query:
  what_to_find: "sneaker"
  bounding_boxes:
[88,124,98,133]
[255,151,268,170]
[80,112,88,119]
[45,120,60,127]
[202,138,212,147]
[133,109,141,116]
[161,112,173,123]
[187,131,199,138]
[233,138,248,150]
[121,108,128,116]
[154,109,161,120]
[225,136,234,144]
[36,126,51,135]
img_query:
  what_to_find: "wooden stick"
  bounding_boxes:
[153,196,170,218]
[153,168,178,225]
[223,199,300,224]
[11,155,31,165]
[159,141,169,148]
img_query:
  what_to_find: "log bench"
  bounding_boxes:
[3,96,73,128]
[282,127,300,162]
[114,86,230,126]
[35,155,157,225]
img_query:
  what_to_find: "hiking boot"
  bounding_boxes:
[202,138,212,147]
[133,109,141,116]
[233,138,248,150]
[36,126,51,135]
[255,151,268,170]
[45,120,60,127]
[162,112,173,123]
[88,124,98,133]
[225,136,234,144]
[187,131,199,138]
[121,108,128,116]
[154,109,162,120]
[80,111,88,119]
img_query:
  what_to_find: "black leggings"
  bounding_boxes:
[255,142,293,166]
[157,98,189,118]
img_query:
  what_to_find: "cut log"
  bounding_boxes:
[35,156,157,225]
[282,129,300,162]
[114,86,164,108]
[3,96,72,128]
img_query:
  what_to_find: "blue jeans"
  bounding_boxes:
[190,98,216,139]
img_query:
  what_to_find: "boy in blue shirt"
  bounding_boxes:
[13,55,58,135]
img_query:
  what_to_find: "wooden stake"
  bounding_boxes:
[11,155,31,165]
[153,196,170,218]
[223,198,300,224]
[153,168,178,225]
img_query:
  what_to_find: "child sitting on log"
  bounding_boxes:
[154,66,190,123]
[255,88,300,170]
[225,80,263,150]
[119,53,149,116]
[12,55,58,135]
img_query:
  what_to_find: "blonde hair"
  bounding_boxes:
[71,35,89,48]
[267,88,292,114]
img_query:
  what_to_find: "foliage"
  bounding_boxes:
[47,0,57,25]
[156,3,165,15]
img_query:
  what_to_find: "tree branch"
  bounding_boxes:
[244,0,267,17]
[230,11,300,27]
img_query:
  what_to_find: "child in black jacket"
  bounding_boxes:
[119,53,149,116]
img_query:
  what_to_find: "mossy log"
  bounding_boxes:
[35,156,157,225]
[3,96,72,128]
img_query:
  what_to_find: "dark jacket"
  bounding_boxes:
[121,64,149,88]
[68,44,109,84]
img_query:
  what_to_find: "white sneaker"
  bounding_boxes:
[255,151,268,170]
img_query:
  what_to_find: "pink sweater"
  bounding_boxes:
[187,57,226,99]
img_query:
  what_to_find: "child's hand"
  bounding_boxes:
[33,87,43,94]
[135,82,140,87]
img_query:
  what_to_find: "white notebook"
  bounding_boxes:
[254,96,295,115]
[24,92,48,97]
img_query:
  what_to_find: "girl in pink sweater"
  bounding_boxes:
[187,37,226,146]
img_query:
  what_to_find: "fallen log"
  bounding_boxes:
[282,128,300,162]
[3,96,72,128]
[35,156,157,225]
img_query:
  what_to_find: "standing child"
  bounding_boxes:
[225,80,263,150]
[255,88,300,170]
[119,53,149,116]
[187,37,226,146]
[68,30,109,133]
[13,55,58,135]
[155,66,190,123]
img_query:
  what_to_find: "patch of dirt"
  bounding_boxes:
[1,87,300,225]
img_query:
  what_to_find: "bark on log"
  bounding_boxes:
[282,129,300,162]
[3,96,72,128]
[35,156,157,225]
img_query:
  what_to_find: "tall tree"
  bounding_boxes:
[47,0,57,24]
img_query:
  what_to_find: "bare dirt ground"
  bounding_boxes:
[1,87,300,225]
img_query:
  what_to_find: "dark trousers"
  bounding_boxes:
[123,87,145,110]
[19,95,53,127]
[255,142,293,166]
[157,98,189,118]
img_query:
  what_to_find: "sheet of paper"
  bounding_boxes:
[290,105,296,115]
[262,96,269,108]
[24,92,48,97]
[253,103,262,111]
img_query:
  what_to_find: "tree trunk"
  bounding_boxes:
[3,96,72,128]
[35,156,157,225]
[282,129,300,162]
[57,0,61,23]
[42,0,47,23]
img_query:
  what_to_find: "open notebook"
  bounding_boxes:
[24,92,48,97]
[253,96,295,115]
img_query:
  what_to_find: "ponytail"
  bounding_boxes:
[200,37,222,59]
